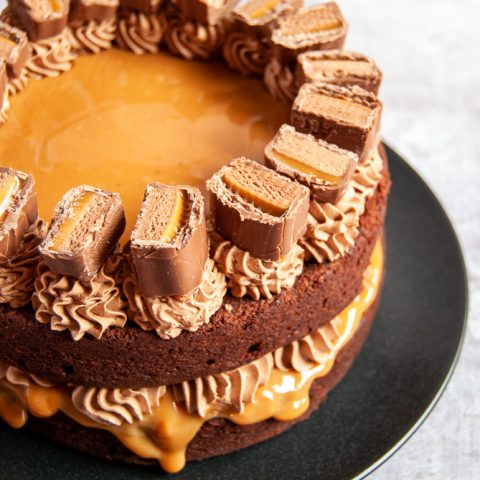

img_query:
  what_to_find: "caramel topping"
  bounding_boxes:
[0,173,21,223]
[308,94,372,126]
[222,161,298,216]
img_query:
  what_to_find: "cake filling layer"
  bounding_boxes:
[0,239,383,473]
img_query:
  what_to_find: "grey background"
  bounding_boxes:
[0,0,478,478]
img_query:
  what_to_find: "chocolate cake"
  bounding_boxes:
[0,0,391,474]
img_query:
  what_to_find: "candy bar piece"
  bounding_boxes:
[40,186,125,281]
[291,82,382,163]
[0,22,29,79]
[0,167,38,261]
[130,183,208,298]
[207,157,309,261]
[271,2,347,63]
[296,50,383,94]
[9,0,70,41]
[119,0,161,14]
[0,60,5,102]
[265,124,358,203]
[69,0,119,23]
[176,0,239,25]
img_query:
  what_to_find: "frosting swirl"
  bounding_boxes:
[163,9,225,61]
[124,257,226,339]
[300,150,383,263]
[26,30,77,80]
[68,19,117,55]
[223,31,270,76]
[33,253,127,341]
[72,385,166,426]
[0,90,9,125]
[173,354,273,417]
[264,57,297,102]
[211,233,304,301]
[116,10,164,54]
[0,220,45,308]
[6,69,29,96]
[3,365,54,391]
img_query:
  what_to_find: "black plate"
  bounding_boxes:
[0,145,468,480]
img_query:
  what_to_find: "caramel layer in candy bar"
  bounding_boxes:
[0,22,29,78]
[296,50,382,94]
[69,0,119,23]
[130,183,208,298]
[265,124,358,204]
[40,186,125,281]
[176,0,239,25]
[9,0,70,41]
[119,0,161,14]
[207,157,309,261]
[291,82,382,163]
[271,2,347,63]
[0,167,38,262]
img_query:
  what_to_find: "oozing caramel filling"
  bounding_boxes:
[159,190,184,243]
[0,241,383,474]
[248,0,281,20]
[0,173,21,223]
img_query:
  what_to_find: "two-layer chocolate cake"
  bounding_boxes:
[0,0,390,473]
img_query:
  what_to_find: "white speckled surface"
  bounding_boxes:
[0,0,478,477]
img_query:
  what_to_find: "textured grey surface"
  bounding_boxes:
[0,0,478,477]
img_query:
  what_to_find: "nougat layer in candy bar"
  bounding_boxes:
[40,186,125,281]
[9,0,70,41]
[296,50,382,94]
[119,0,161,14]
[130,183,208,298]
[291,82,382,162]
[0,167,38,262]
[69,0,119,23]
[271,2,347,62]
[265,124,358,203]
[207,157,309,261]
[176,0,239,25]
[0,21,30,78]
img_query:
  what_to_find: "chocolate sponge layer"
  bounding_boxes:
[0,148,390,388]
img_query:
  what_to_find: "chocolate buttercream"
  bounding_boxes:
[124,256,226,339]
[6,68,28,96]
[0,88,8,125]
[33,253,127,341]
[68,18,117,54]
[264,56,296,102]
[223,31,269,76]
[2,364,54,390]
[0,219,45,308]
[72,385,166,426]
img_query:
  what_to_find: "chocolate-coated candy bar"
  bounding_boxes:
[176,0,239,26]
[296,50,382,94]
[0,21,29,79]
[0,167,38,262]
[207,157,309,261]
[119,0,161,14]
[69,0,119,23]
[291,82,382,163]
[40,186,125,281]
[130,183,208,298]
[265,124,358,204]
[9,0,70,42]
[271,2,347,64]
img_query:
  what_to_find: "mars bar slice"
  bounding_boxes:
[271,2,347,63]
[0,167,38,261]
[176,0,239,25]
[40,186,125,281]
[119,0,161,14]
[207,157,309,261]
[10,0,70,41]
[130,183,208,298]
[69,0,119,23]
[0,22,29,79]
[291,82,382,163]
[265,124,358,203]
[296,50,382,94]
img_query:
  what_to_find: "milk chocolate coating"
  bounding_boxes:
[265,124,358,204]
[0,21,30,78]
[130,184,208,298]
[176,0,239,25]
[119,0,161,14]
[207,157,309,261]
[296,50,383,94]
[0,168,38,263]
[9,0,70,42]
[291,82,382,163]
[69,0,119,23]
[40,186,125,282]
